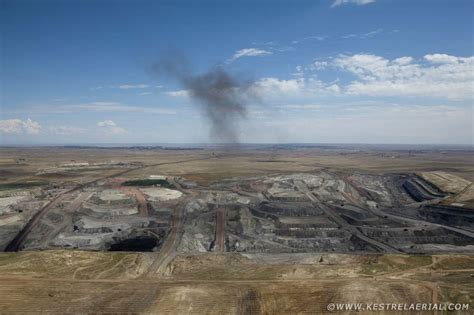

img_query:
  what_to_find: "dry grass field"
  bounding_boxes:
[0,250,472,314]
[2,147,473,186]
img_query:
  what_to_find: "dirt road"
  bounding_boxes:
[5,193,70,252]
[0,275,437,314]
[120,187,148,216]
[215,208,226,252]
[144,196,188,277]
[298,188,401,253]
[41,191,94,247]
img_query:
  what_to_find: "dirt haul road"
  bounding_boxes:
[215,208,226,252]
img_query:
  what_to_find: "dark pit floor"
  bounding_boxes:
[108,236,158,252]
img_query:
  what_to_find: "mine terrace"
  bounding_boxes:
[1,145,473,255]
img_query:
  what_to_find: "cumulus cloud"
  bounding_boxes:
[97,120,127,135]
[247,53,472,102]
[424,54,461,64]
[227,48,272,63]
[0,118,42,135]
[251,77,341,98]
[393,56,413,65]
[332,53,473,100]
[253,77,304,95]
[331,0,375,7]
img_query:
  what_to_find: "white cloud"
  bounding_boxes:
[247,52,472,103]
[68,102,176,115]
[23,119,41,134]
[3,102,177,116]
[291,65,305,77]
[165,90,190,98]
[424,54,461,64]
[279,104,323,110]
[327,83,341,93]
[332,53,474,100]
[310,61,329,70]
[0,119,24,134]
[138,92,152,96]
[393,56,413,65]
[91,84,150,90]
[331,0,375,7]
[251,77,341,98]
[97,120,127,135]
[253,77,304,95]
[49,126,85,136]
[0,118,42,135]
[292,35,327,45]
[228,48,272,63]
[342,28,383,39]
[116,84,149,90]
[97,120,116,127]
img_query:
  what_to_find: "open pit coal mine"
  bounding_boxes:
[1,171,473,255]
[178,172,474,255]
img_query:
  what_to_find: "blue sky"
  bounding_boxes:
[1,0,473,144]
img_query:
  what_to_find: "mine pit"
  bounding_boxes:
[2,165,473,256]
[108,235,159,252]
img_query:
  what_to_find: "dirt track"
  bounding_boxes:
[215,208,226,252]
[300,189,401,253]
[120,187,149,216]
[1,250,472,313]
[144,196,188,277]
[0,275,436,314]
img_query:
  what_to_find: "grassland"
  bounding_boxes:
[0,251,472,314]
[0,250,152,280]
[2,147,473,187]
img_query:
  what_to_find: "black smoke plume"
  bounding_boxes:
[151,55,256,143]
